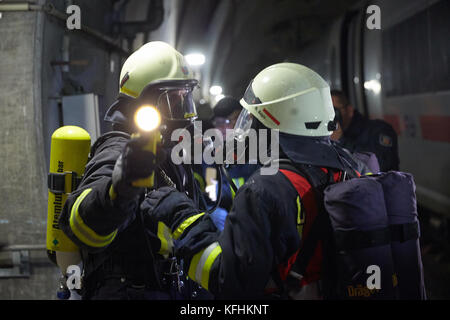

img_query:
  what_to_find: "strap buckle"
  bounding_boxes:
[390,222,419,243]
[48,171,82,194]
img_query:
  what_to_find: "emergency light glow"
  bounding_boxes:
[209,85,223,96]
[185,53,205,66]
[134,105,161,132]
[364,80,381,94]
[215,94,225,102]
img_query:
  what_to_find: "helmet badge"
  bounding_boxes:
[181,66,189,76]
[120,72,130,88]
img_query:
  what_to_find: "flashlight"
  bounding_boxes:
[134,105,161,132]
[132,105,162,188]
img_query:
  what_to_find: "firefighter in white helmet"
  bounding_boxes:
[140,62,361,299]
[59,41,212,300]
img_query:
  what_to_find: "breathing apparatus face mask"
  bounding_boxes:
[137,80,198,123]
[233,108,253,143]
[155,86,197,121]
[105,80,198,133]
[225,108,256,164]
[132,80,199,146]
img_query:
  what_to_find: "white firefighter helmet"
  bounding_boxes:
[105,41,198,125]
[118,41,193,98]
[236,62,335,138]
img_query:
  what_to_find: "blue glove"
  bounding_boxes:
[209,207,228,231]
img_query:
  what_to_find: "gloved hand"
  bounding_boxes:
[111,135,165,200]
[140,186,198,229]
[209,207,228,231]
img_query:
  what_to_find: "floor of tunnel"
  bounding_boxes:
[421,243,450,299]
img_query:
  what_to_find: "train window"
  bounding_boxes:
[429,0,450,92]
[382,0,450,97]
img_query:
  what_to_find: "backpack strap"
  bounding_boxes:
[277,160,333,276]
[270,159,338,298]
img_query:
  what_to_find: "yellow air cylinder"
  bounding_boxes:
[46,126,91,273]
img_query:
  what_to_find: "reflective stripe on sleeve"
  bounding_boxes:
[69,188,117,248]
[172,212,205,240]
[157,221,173,258]
[188,241,222,291]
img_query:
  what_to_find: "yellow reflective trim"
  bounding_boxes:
[201,244,222,290]
[70,188,117,247]
[188,250,203,281]
[120,86,139,98]
[392,273,398,287]
[188,242,222,291]
[194,172,206,191]
[230,177,245,200]
[230,185,236,199]
[157,221,173,257]
[184,112,197,119]
[296,196,305,237]
[236,177,245,187]
[109,185,117,201]
[172,212,205,240]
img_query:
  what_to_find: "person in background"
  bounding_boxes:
[330,90,399,172]
[202,96,259,230]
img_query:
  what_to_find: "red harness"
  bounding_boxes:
[278,168,342,287]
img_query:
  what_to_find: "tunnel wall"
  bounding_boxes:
[0,3,58,299]
[0,0,121,299]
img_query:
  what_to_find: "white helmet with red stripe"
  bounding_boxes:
[237,62,335,137]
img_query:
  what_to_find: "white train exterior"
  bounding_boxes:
[295,0,450,221]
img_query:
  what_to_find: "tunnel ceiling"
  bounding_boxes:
[175,0,361,100]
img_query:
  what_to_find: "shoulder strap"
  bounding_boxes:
[276,160,332,271]
[89,131,131,160]
[277,160,339,298]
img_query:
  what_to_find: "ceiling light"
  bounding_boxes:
[209,85,223,96]
[185,53,205,66]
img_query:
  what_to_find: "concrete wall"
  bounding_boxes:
[0,0,122,299]
[0,1,59,299]
[0,0,180,299]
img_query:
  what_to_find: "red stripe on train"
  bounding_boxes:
[383,114,402,136]
[420,115,450,143]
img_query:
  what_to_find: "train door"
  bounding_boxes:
[342,9,368,116]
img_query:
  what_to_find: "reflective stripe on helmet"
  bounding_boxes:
[69,188,117,248]
[188,241,222,291]
[120,86,139,98]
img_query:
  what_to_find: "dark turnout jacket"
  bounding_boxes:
[340,110,399,172]
[141,137,360,299]
[58,131,191,297]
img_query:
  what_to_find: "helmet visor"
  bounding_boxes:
[156,86,197,121]
[242,80,262,105]
[232,108,253,142]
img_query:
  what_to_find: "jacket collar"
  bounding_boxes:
[278,132,358,171]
